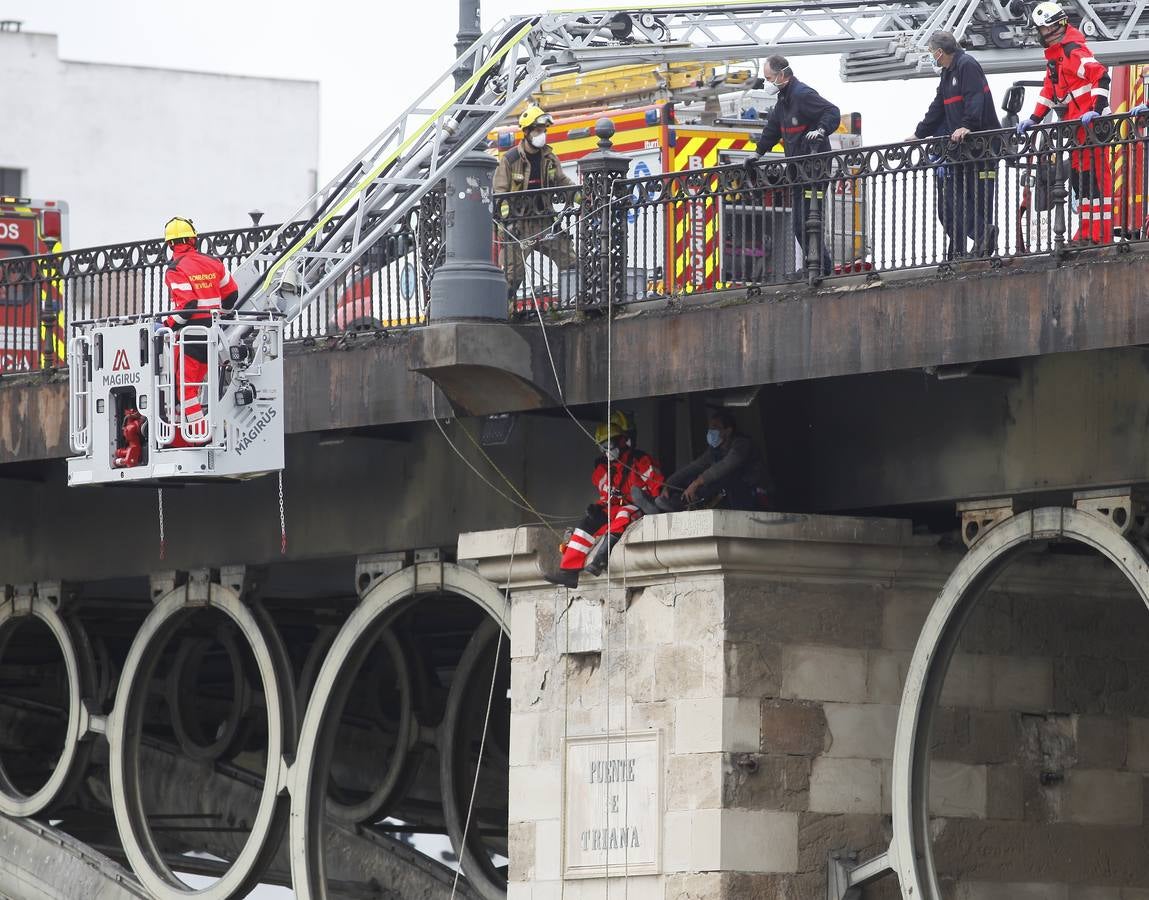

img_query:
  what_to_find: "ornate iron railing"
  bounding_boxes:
[0,192,444,375]
[2,115,1148,375]
[495,113,1149,309]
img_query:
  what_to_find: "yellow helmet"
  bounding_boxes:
[164,216,197,242]
[593,410,632,445]
[518,104,554,131]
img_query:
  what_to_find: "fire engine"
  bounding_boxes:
[65,2,1149,488]
[486,71,867,301]
[0,197,67,371]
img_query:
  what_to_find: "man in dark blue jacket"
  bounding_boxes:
[913,31,1001,257]
[751,56,841,277]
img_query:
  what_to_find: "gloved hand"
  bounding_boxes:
[1016,118,1034,136]
[804,128,826,146]
[1081,110,1100,125]
[1133,104,1149,116]
[743,154,760,172]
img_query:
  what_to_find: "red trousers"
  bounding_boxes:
[560,503,639,571]
[1070,147,1114,243]
[171,346,209,445]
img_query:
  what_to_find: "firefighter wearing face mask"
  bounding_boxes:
[1015,1,1113,242]
[493,104,578,300]
[748,55,841,277]
[545,411,664,589]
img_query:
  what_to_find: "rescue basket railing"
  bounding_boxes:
[8,114,1149,377]
[66,334,91,455]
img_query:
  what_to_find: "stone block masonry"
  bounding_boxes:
[460,511,1149,900]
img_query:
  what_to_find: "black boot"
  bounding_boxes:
[584,533,623,577]
[544,568,580,588]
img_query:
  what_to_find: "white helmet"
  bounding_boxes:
[1031,1,1068,28]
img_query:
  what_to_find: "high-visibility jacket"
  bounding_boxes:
[591,446,664,509]
[163,243,238,330]
[1030,25,1111,164]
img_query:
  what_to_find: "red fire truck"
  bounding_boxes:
[0,197,68,372]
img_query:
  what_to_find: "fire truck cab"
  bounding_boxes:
[0,197,68,371]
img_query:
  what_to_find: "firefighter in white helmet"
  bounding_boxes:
[493,104,578,301]
[1016,1,1114,242]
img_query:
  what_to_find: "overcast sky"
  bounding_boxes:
[0,2,1042,895]
[3,0,1041,183]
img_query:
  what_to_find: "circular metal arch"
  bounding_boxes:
[323,627,421,825]
[167,625,254,763]
[289,561,511,900]
[891,507,1149,900]
[0,597,94,818]
[107,583,295,900]
[439,617,509,899]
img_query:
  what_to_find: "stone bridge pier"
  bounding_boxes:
[464,507,1149,900]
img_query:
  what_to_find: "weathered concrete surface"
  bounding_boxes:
[6,248,1149,465]
[771,347,1149,511]
[0,815,149,899]
[472,511,1149,900]
[0,415,595,584]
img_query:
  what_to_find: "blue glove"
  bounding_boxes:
[1015,118,1034,136]
[1133,104,1149,115]
[1081,110,1100,125]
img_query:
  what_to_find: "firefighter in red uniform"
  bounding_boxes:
[161,217,238,444]
[545,411,664,588]
[1016,1,1113,242]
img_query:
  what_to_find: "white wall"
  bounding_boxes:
[0,30,319,249]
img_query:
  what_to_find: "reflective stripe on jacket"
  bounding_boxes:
[1032,26,1111,122]
[915,48,1000,138]
[163,243,238,330]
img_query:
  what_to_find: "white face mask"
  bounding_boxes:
[529,131,547,149]
[762,81,779,98]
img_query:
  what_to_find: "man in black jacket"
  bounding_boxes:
[751,56,841,277]
[913,31,1001,257]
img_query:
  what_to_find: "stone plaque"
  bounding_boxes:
[562,731,661,878]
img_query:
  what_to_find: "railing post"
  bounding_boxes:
[1052,168,1069,259]
[428,152,506,321]
[802,158,828,287]
[577,119,631,311]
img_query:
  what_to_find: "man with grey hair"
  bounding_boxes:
[913,30,1001,257]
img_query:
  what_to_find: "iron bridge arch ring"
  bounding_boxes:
[288,561,511,900]
[0,595,92,818]
[107,583,293,900]
[890,507,1149,900]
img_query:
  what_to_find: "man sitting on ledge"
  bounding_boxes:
[647,410,766,513]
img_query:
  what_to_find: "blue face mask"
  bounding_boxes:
[706,428,723,448]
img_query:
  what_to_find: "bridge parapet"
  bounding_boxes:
[3,114,1149,378]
